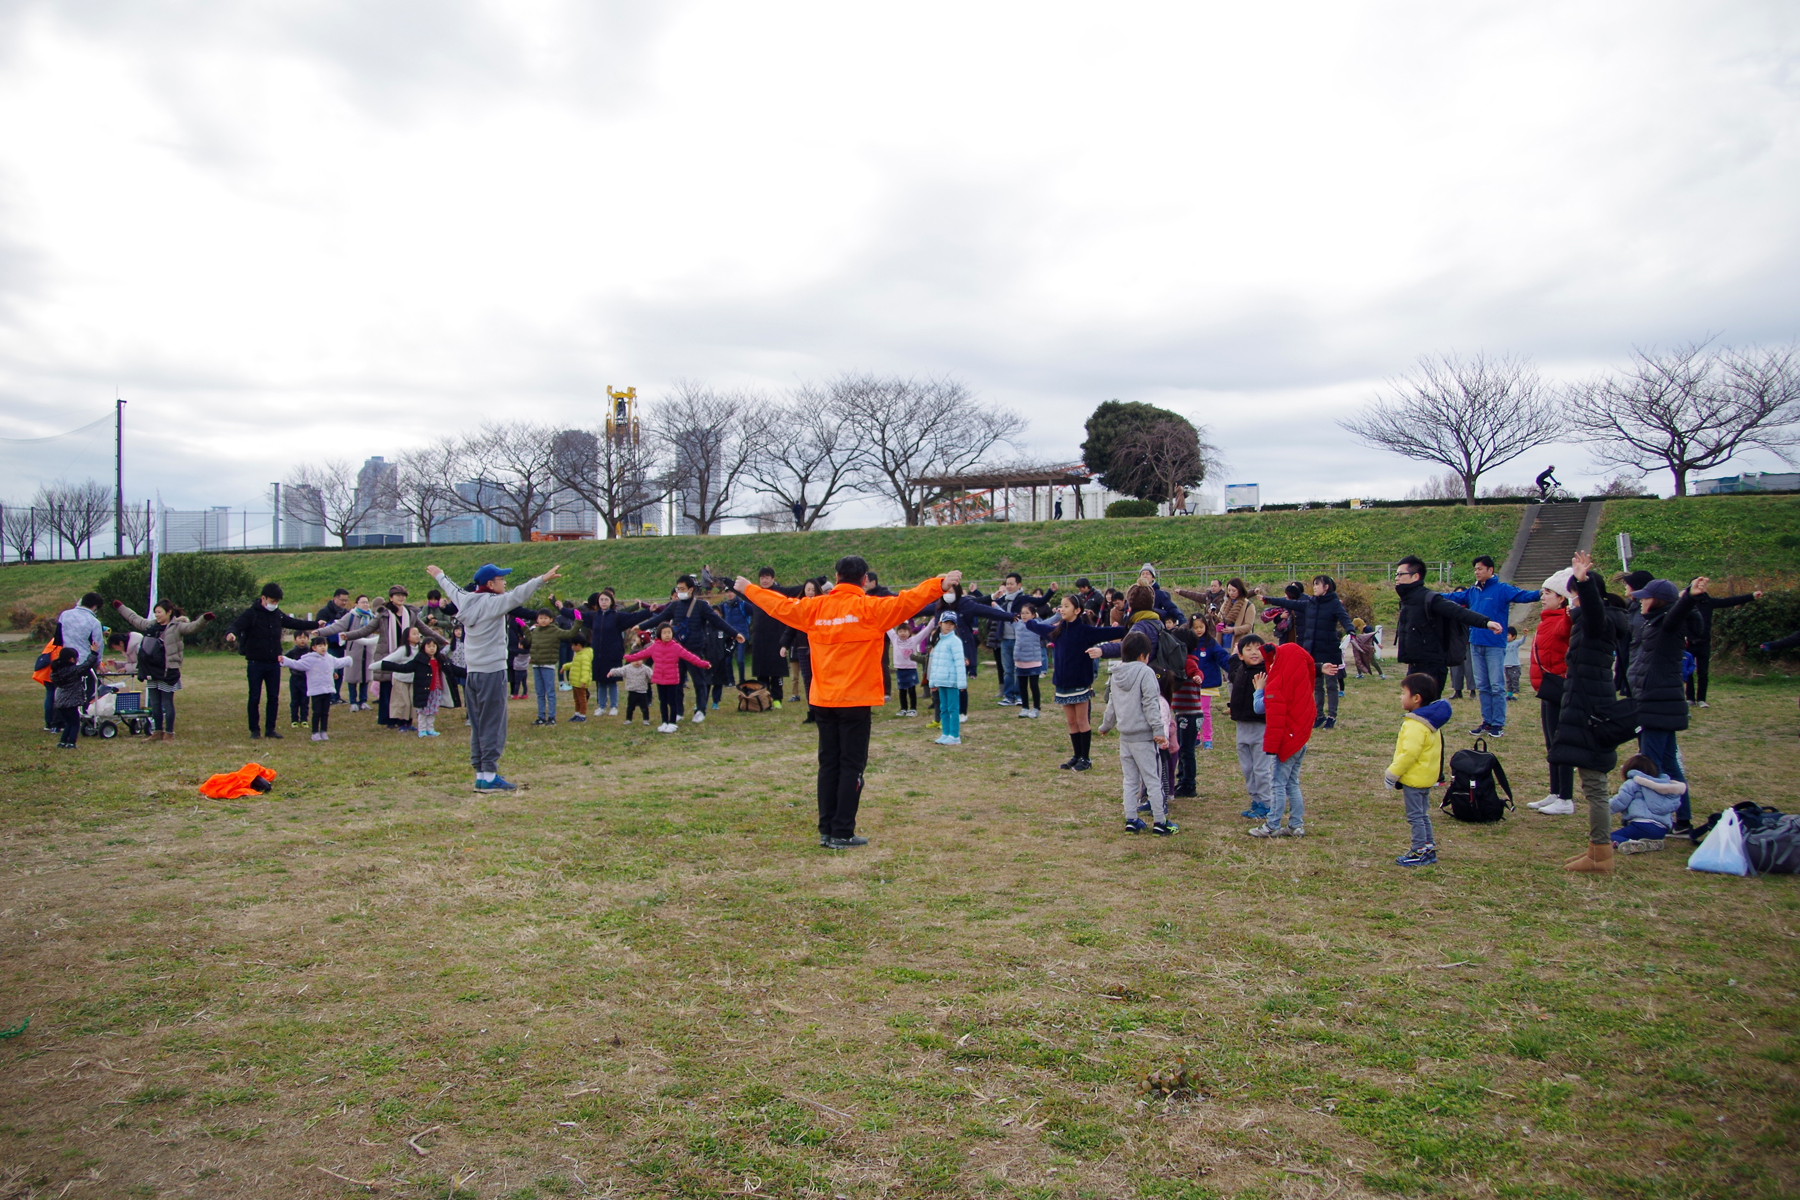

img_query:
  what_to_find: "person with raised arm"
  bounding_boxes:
[736,558,955,850]
[424,561,561,794]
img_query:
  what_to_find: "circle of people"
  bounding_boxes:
[41,551,1778,872]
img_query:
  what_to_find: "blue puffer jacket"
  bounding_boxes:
[1607,770,1686,828]
[927,631,967,689]
[1443,577,1543,648]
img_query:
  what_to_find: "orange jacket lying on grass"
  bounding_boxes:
[741,577,944,708]
[199,763,277,800]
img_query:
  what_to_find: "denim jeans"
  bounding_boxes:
[1636,728,1690,822]
[1403,784,1435,849]
[998,639,1018,702]
[533,665,558,720]
[595,681,619,710]
[1469,643,1507,731]
[1267,745,1307,829]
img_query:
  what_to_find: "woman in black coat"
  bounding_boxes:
[1627,577,1704,827]
[749,572,802,705]
[1550,552,1626,874]
[583,592,645,715]
[1267,575,1356,729]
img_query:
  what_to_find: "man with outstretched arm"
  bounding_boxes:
[425,561,561,794]
[737,557,958,849]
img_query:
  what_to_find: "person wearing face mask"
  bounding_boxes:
[629,574,744,724]
[223,582,323,739]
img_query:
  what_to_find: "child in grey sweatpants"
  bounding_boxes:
[1097,632,1174,835]
[1228,636,1275,820]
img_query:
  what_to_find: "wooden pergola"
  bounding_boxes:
[912,463,1094,523]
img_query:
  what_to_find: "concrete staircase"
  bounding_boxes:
[1501,502,1603,585]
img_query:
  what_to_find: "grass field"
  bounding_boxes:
[1,650,1796,1200]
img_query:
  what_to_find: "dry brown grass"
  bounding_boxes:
[0,653,1796,1199]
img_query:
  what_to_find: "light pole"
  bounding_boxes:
[114,395,126,557]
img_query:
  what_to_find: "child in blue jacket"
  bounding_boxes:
[927,613,967,745]
[1608,753,1687,854]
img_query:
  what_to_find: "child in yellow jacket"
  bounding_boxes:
[561,632,594,722]
[1384,672,1451,867]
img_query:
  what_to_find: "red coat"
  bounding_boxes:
[1529,607,1569,693]
[1260,642,1316,762]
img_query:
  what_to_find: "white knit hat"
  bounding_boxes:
[1541,568,1574,598]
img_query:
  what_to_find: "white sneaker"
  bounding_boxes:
[691,710,705,724]
[1017,707,1033,719]
[658,723,676,733]
[1538,798,1575,815]
[1527,795,1559,810]
[607,707,618,716]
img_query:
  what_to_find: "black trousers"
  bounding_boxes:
[289,673,308,723]
[657,682,684,724]
[756,674,785,702]
[1541,696,1573,799]
[814,705,871,840]
[246,660,281,734]
[681,659,709,714]
[1406,662,1449,695]
[311,694,332,734]
[626,690,652,721]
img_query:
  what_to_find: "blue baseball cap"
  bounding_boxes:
[472,564,512,588]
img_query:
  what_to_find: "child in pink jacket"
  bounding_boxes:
[623,623,712,732]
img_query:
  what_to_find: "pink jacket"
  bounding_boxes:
[624,639,710,685]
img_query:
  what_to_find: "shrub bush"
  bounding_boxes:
[1338,579,1376,625]
[93,554,260,648]
[1105,500,1159,519]
[1713,589,1800,660]
[8,602,35,631]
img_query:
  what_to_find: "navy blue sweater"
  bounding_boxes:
[1028,617,1128,692]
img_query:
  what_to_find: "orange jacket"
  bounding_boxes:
[31,640,58,686]
[743,577,944,707]
[199,763,277,800]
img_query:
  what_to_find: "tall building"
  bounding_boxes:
[351,455,408,544]
[441,480,520,544]
[539,430,598,537]
[280,485,326,548]
[159,506,232,553]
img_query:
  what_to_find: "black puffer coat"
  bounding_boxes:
[1268,594,1356,663]
[1550,573,1622,773]
[1394,582,1491,671]
[1628,589,1698,732]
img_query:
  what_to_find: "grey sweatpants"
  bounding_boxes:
[1235,720,1274,811]
[1119,738,1166,824]
[465,670,509,775]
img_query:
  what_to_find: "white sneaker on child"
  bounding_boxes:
[692,711,705,724]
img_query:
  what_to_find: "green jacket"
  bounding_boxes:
[520,625,578,667]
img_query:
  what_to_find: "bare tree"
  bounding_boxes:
[117,500,151,554]
[393,439,462,545]
[283,460,388,545]
[1403,471,1469,501]
[653,382,761,535]
[1107,417,1219,506]
[1340,352,1564,503]
[743,382,868,530]
[839,374,1026,527]
[2,503,43,563]
[553,418,668,539]
[35,478,113,559]
[458,422,564,542]
[1570,340,1800,496]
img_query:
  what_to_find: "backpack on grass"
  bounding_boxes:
[1744,814,1800,875]
[736,682,773,713]
[1440,737,1515,823]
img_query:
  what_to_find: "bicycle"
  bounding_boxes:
[1534,484,1579,504]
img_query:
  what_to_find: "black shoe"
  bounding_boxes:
[1073,758,1093,772]
[818,834,832,848]
[1059,756,1079,770]
[827,835,869,848]
[1312,716,1326,729]
[1323,717,1337,729]
[1469,723,1489,736]
[1173,789,1197,798]
[1452,692,1464,700]
[1670,820,1694,837]
[249,729,261,739]
[1486,726,1504,738]
[264,730,282,739]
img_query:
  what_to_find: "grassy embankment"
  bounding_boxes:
[0,651,1795,1199]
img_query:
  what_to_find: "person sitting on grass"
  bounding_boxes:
[1607,753,1687,854]
[1096,631,1175,836]
[1384,672,1452,867]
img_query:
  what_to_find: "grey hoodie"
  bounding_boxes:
[1097,659,1163,743]
[427,570,549,674]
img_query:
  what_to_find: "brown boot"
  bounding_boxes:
[150,730,164,742]
[1566,842,1614,874]
[1565,845,1592,869]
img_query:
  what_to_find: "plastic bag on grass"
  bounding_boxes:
[1687,807,1750,876]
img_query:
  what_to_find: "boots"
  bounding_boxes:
[1565,842,1615,874]
[148,730,163,742]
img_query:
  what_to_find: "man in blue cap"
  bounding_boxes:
[426,560,561,793]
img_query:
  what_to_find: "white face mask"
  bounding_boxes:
[262,599,279,610]
[676,591,691,601]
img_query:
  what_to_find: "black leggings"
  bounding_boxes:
[1021,675,1041,709]
[147,688,175,733]
[657,682,684,724]
[311,694,331,734]
[1541,696,1572,799]
[1686,642,1711,703]
[626,690,652,721]
[898,686,918,711]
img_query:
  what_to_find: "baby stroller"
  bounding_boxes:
[80,674,140,739]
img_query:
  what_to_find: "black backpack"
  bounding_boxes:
[1438,607,1469,667]
[1440,737,1514,822]
[137,629,168,681]
[1152,628,1189,679]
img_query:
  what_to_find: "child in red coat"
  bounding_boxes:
[1248,640,1317,837]
[623,623,712,732]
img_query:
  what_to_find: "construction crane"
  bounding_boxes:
[605,386,639,445]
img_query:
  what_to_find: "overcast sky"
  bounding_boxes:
[1,0,1797,529]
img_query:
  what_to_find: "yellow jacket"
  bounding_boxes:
[564,647,594,688]
[1385,705,1448,788]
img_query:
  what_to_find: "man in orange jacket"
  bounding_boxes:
[737,556,959,849]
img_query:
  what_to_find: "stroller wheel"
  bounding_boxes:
[98,721,119,739]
